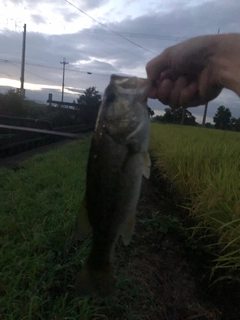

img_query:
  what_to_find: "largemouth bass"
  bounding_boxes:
[73,74,151,296]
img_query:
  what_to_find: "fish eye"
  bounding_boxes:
[106,93,116,103]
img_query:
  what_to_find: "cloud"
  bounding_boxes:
[1,0,240,119]
[55,9,80,23]
[8,0,110,11]
[31,14,46,24]
[81,0,110,10]
[65,87,84,93]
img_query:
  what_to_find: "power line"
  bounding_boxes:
[26,35,54,63]
[0,59,121,77]
[5,60,62,85]
[0,32,22,56]
[81,28,147,61]
[25,68,60,85]
[64,0,157,55]
[1,17,191,42]
[1,16,192,43]
[83,29,189,42]
[2,22,51,61]
[1,27,146,64]
[8,61,21,69]
[26,41,50,63]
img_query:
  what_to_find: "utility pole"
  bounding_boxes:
[60,57,69,103]
[20,23,26,97]
[202,102,208,127]
[181,107,186,125]
[202,27,220,127]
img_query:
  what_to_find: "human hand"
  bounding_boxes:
[146,35,224,108]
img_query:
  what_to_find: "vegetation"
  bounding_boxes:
[0,138,170,319]
[75,86,101,124]
[0,139,91,318]
[153,105,240,132]
[213,105,232,130]
[150,122,240,280]
[147,106,155,117]
[0,88,100,127]
[1,127,240,318]
[77,86,102,109]
[0,89,43,118]
[154,107,197,126]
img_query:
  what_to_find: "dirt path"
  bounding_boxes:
[106,176,240,320]
[124,179,220,319]
[2,138,239,319]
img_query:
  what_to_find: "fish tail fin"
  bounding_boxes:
[72,196,92,241]
[75,261,115,297]
[120,214,136,246]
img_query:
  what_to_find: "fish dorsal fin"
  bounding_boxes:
[142,152,151,179]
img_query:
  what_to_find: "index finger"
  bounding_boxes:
[146,49,170,81]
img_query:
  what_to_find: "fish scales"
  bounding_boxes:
[73,74,151,296]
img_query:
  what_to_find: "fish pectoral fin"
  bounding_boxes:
[72,196,92,241]
[120,214,136,246]
[142,152,151,179]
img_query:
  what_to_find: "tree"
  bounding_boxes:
[230,117,240,132]
[76,87,102,124]
[205,122,214,129]
[235,118,240,132]
[213,106,232,130]
[77,86,102,108]
[154,115,164,122]
[0,89,27,117]
[154,107,197,126]
[147,106,155,117]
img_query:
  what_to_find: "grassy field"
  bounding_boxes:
[0,138,94,319]
[1,137,174,320]
[150,122,240,280]
[1,125,240,319]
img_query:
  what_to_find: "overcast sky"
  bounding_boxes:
[0,0,240,123]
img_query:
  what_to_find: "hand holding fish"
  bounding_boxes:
[146,33,240,108]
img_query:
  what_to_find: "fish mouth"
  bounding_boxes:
[110,74,150,100]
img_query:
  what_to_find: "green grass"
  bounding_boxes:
[0,139,97,319]
[0,138,158,319]
[150,122,240,279]
[2,125,239,318]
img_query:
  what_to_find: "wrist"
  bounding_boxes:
[214,34,240,96]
